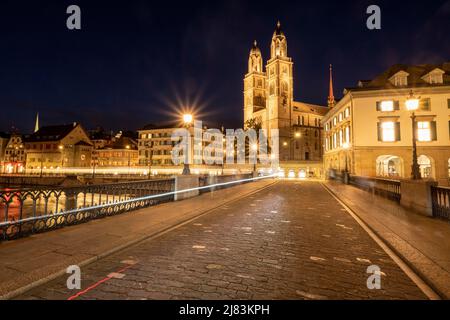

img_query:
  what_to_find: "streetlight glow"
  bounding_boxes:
[183,114,193,125]
[406,92,420,111]
[406,98,419,111]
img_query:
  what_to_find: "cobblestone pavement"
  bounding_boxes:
[18,181,427,300]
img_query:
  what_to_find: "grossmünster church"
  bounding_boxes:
[244,22,329,164]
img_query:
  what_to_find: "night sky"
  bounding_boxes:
[0,0,449,133]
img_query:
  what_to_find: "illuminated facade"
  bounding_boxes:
[323,63,450,186]
[24,123,93,172]
[2,133,26,174]
[96,136,138,168]
[244,22,328,171]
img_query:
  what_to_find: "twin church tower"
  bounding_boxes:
[244,21,329,162]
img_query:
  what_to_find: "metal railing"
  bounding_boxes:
[0,178,175,241]
[329,170,401,202]
[431,186,450,221]
[349,175,401,202]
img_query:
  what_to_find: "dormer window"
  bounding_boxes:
[389,71,409,87]
[421,68,444,85]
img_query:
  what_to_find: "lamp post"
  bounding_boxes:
[92,152,97,180]
[59,145,64,176]
[182,114,193,175]
[289,130,302,160]
[126,145,131,178]
[342,142,350,184]
[251,143,258,174]
[405,91,421,180]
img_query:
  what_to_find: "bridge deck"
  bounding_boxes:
[8,181,428,300]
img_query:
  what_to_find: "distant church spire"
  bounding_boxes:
[328,64,336,108]
[34,113,40,133]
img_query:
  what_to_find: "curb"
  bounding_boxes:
[322,182,445,300]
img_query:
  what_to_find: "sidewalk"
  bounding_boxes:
[324,180,450,299]
[0,179,277,299]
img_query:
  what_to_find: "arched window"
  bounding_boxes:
[418,155,433,179]
[376,155,403,178]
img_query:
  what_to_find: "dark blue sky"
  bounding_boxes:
[0,0,449,133]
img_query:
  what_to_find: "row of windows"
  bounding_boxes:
[325,107,351,131]
[97,152,138,158]
[297,116,320,127]
[5,150,25,155]
[326,126,351,151]
[376,98,431,112]
[377,121,437,142]
[139,132,172,140]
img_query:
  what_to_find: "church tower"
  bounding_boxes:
[266,21,293,160]
[243,41,267,127]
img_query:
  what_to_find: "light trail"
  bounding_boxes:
[0,174,277,227]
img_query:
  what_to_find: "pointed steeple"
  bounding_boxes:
[327,64,336,108]
[34,113,40,133]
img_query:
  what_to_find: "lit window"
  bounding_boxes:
[338,113,343,121]
[394,76,408,86]
[344,107,350,118]
[382,122,395,142]
[430,74,443,84]
[380,101,394,112]
[417,122,431,142]
[333,117,337,125]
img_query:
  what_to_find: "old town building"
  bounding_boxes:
[95,136,138,168]
[3,133,26,174]
[24,122,93,172]
[323,62,450,185]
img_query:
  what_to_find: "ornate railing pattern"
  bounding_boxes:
[0,179,175,241]
[431,186,450,221]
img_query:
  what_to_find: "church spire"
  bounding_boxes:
[34,112,40,133]
[327,64,336,108]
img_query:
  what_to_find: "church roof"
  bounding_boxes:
[273,21,285,37]
[24,123,79,142]
[349,62,450,91]
[74,140,93,147]
[250,40,261,55]
[292,101,329,116]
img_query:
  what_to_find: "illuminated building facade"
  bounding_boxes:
[24,123,93,172]
[96,136,139,168]
[2,133,26,174]
[323,63,450,186]
[244,22,328,176]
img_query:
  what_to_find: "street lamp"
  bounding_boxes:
[126,145,131,178]
[342,142,350,172]
[182,114,193,175]
[342,142,351,184]
[289,130,301,160]
[251,143,258,174]
[59,145,64,176]
[405,91,421,180]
